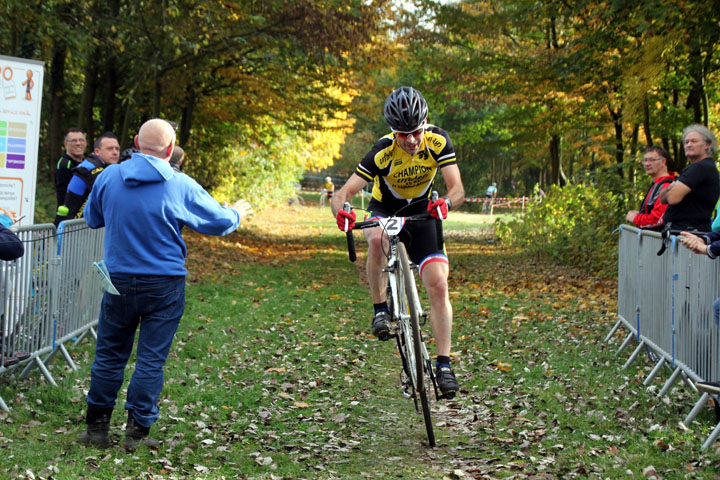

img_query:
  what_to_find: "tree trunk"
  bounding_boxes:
[629,123,639,158]
[701,31,717,126]
[671,89,683,168]
[686,46,704,124]
[78,50,100,142]
[119,94,135,150]
[48,44,67,179]
[153,69,162,118]
[101,0,121,134]
[490,156,497,187]
[179,86,196,146]
[643,95,652,146]
[559,160,569,185]
[102,54,118,133]
[607,105,624,178]
[662,136,684,174]
[628,124,639,184]
[549,134,561,185]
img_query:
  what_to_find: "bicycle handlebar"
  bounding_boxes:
[344,211,441,263]
[343,202,357,262]
[351,213,434,230]
[343,191,447,263]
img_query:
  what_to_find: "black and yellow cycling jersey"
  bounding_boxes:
[354,125,457,213]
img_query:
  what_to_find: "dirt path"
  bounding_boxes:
[184,207,621,478]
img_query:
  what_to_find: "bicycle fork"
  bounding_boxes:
[396,333,415,400]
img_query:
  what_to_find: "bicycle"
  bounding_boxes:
[341,193,445,447]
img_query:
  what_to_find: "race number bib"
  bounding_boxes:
[378,217,406,236]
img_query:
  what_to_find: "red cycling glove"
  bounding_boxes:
[336,209,356,232]
[428,197,451,220]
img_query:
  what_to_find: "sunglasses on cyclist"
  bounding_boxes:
[394,127,425,140]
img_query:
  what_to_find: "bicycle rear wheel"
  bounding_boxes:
[397,243,435,447]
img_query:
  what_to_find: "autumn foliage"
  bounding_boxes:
[496,183,628,276]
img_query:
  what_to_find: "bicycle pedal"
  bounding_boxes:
[438,391,456,400]
[377,331,393,341]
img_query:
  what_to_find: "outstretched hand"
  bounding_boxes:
[226,199,254,219]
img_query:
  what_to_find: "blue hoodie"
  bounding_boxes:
[84,153,241,276]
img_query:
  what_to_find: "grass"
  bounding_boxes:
[0,205,718,479]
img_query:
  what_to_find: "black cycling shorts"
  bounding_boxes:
[367,199,448,276]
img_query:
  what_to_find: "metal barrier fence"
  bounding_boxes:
[0,219,103,412]
[607,224,720,449]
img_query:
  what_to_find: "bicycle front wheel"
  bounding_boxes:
[397,243,435,447]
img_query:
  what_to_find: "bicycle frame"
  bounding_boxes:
[345,211,439,446]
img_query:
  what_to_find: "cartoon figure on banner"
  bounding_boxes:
[22,70,33,101]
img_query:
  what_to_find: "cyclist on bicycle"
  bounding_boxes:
[331,86,465,397]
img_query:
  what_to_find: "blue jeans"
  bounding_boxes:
[86,275,185,428]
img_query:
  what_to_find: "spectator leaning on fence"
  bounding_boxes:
[679,229,720,260]
[625,146,675,230]
[77,118,253,450]
[679,229,720,393]
[0,225,23,261]
[659,124,720,232]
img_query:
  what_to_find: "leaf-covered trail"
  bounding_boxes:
[183,207,705,479]
[3,214,717,479]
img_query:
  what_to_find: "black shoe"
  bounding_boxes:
[436,365,459,398]
[124,412,161,449]
[371,311,391,341]
[78,407,113,449]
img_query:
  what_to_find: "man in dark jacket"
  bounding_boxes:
[54,128,87,208]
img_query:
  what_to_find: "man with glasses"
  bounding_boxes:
[660,124,720,232]
[54,132,121,226]
[625,146,675,230]
[331,86,465,398]
[54,128,87,208]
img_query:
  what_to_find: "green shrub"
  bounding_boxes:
[495,183,629,277]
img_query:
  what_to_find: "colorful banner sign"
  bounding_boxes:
[0,55,44,226]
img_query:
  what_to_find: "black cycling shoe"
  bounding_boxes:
[436,365,459,398]
[371,311,391,341]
